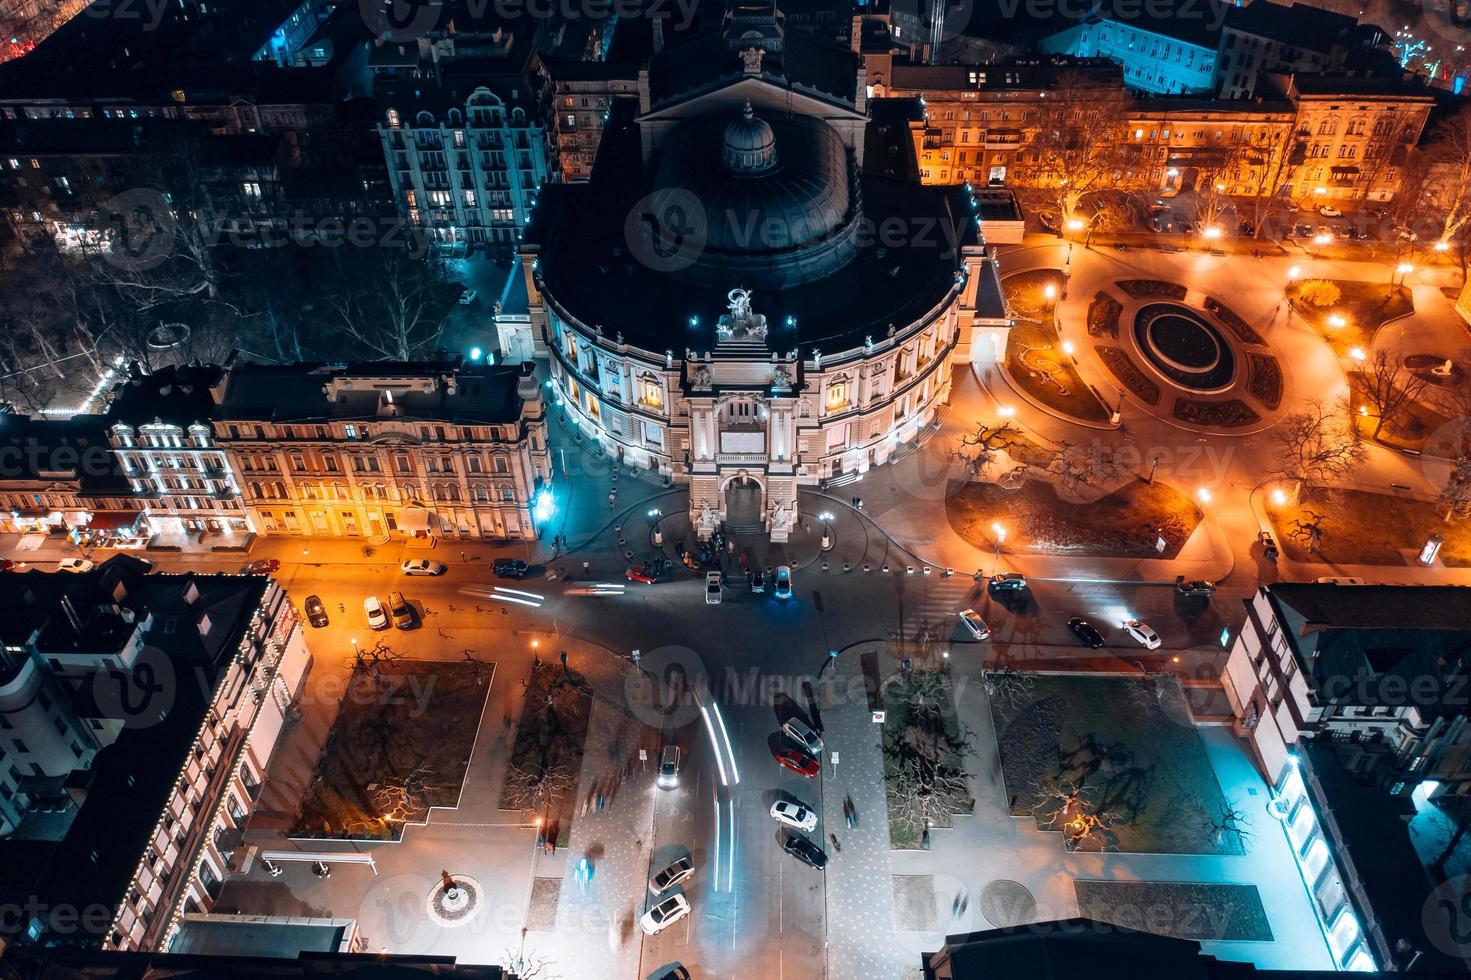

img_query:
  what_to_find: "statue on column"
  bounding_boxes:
[697,500,718,537]
[770,498,792,530]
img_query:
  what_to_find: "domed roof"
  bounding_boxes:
[722,102,778,175]
[648,109,860,288]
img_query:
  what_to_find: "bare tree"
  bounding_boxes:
[1018,71,1134,229]
[951,421,1022,481]
[1288,509,1328,555]
[502,941,561,980]
[982,665,1036,711]
[348,639,406,679]
[1441,455,1471,522]
[503,760,576,816]
[1358,350,1429,441]
[1192,799,1254,851]
[323,247,451,361]
[1265,398,1368,495]
[888,752,972,841]
[368,763,445,825]
[1411,104,1471,249]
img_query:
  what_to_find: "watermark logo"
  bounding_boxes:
[90,644,176,729]
[623,643,707,729]
[102,187,175,272]
[1419,0,1471,52]
[359,0,442,39]
[624,188,707,274]
[1425,876,1471,957]
[889,0,976,46]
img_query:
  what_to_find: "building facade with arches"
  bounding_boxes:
[521,1,1010,541]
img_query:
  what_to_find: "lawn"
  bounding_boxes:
[1268,487,1471,566]
[882,671,971,849]
[946,478,1202,558]
[1287,279,1414,357]
[1003,270,1111,422]
[293,659,491,840]
[991,674,1241,855]
[1074,881,1272,941]
[501,660,594,846]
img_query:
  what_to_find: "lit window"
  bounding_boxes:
[642,380,663,408]
[827,381,849,409]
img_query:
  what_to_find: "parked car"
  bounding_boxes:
[240,558,280,574]
[782,833,829,870]
[640,893,691,935]
[1315,576,1367,585]
[1174,575,1216,597]
[958,608,991,640]
[401,559,445,576]
[625,563,657,584]
[387,591,415,629]
[493,558,530,579]
[1066,617,1106,648]
[774,747,820,777]
[782,718,822,756]
[304,595,330,628]
[705,571,723,605]
[458,288,478,305]
[988,572,1027,593]
[770,799,818,832]
[1319,205,1343,217]
[1259,530,1278,559]
[0,558,14,571]
[750,567,765,593]
[57,558,95,573]
[773,564,792,599]
[657,745,681,788]
[1121,620,1161,650]
[1294,223,1314,238]
[648,856,694,894]
[364,595,389,630]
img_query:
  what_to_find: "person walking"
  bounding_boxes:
[829,833,841,852]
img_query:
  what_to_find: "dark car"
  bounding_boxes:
[782,833,829,870]
[647,963,692,980]
[493,558,531,579]
[303,595,329,628]
[240,558,280,574]
[988,572,1027,593]
[1066,617,1106,649]
[1258,531,1278,560]
[774,747,820,777]
[1175,575,1217,597]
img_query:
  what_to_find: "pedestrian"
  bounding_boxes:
[583,560,590,572]
[829,833,841,852]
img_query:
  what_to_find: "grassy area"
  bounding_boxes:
[1267,487,1471,566]
[1287,279,1414,357]
[1002,270,1111,422]
[501,660,593,846]
[946,478,1202,558]
[1348,372,1454,451]
[882,671,970,848]
[294,660,490,840]
[991,674,1241,855]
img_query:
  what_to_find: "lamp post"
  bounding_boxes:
[647,507,663,547]
[990,522,1005,570]
[1392,262,1414,286]
[818,511,835,551]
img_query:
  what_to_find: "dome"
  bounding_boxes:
[722,102,779,175]
[647,110,861,288]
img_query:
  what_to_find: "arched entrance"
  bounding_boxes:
[722,472,764,531]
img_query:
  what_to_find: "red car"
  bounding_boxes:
[240,558,281,574]
[774,747,820,777]
[0,558,14,571]
[625,564,657,584]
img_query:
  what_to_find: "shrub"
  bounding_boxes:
[1297,279,1342,307]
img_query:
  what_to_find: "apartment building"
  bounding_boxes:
[0,561,312,952]
[213,359,550,542]
[1282,75,1435,203]
[544,61,640,183]
[1215,1,1361,100]
[0,413,145,544]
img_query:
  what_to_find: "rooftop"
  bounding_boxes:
[0,414,130,495]
[106,365,225,430]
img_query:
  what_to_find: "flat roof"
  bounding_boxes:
[171,915,351,958]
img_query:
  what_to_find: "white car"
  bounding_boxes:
[640,893,691,935]
[782,718,822,756]
[1318,205,1343,217]
[458,288,478,305]
[773,564,792,599]
[1315,576,1367,585]
[364,595,390,631]
[1121,620,1162,650]
[400,559,446,576]
[57,558,95,573]
[958,608,991,640]
[705,571,722,605]
[770,799,818,832]
[648,856,693,894]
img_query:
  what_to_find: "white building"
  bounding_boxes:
[522,3,1009,541]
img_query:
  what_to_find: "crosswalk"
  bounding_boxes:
[909,573,976,642]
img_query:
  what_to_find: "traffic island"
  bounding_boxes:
[500,659,593,847]
[291,657,493,841]
[1002,270,1112,423]
[1266,487,1471,566]
[946,478,1201,559]
[991,673,1244,855]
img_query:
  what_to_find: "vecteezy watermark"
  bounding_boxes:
[1418,0,1471,52]
[83,0,170,31]
[208,213,430,258]
[0,441,117,480]
[360,0,698,40]
[100,187,177,273]
[0,898,113,938]
[887,0,976,46]
[995,0,1232,30]
[624,189,708,274]
[359,0,442,39]
[1426,876,1471,958]
[623,643,708,729]
[89,644,177,730]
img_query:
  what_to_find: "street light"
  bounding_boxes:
[1197,487,1212,504]
[997,405,1016,418]
[1327,314,1347,328]
[1349,347,1367,362]
[1271,487,1288,506]
[1202,226,1222,240]
[648,507,664,546]
[1311,233,1331,259]
[1393,262,1414,285]
[818,511,835,551]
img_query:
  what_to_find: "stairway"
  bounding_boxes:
[721,521,767,536]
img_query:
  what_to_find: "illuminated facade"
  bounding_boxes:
[524,4,1009,541]
[214,360,550,542]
